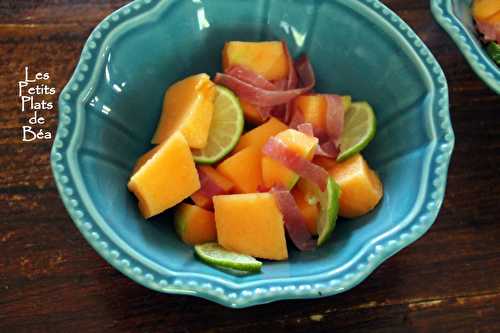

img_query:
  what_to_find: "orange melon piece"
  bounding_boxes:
[294,95,328,130]
[262,129,318,190]
[213,193,288,260]
[328,154,383,218]
[472,0,500,21]
[240,100,266,125]
[294,94,352,134]
[152,73,215,148]
[292,187,319,235]
[222,41,289,81]
[216,146,263,193]
[485,10,500,24]
[174,203,217,245]
[190,166,234,209]
[128,132,200,218]
[234,117,289,153]
[132,145,161,174]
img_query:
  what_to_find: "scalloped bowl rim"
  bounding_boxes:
[431,0,500,94]
[51,0,455,308]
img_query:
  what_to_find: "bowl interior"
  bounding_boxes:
[75,0,437,283]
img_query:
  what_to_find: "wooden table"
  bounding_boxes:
[1,1,499,332]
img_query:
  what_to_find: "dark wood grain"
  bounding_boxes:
[1,1,499,332]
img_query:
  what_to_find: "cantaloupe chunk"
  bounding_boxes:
[292,187,319,235]
[485,10,500,24]
[175,203,217,245]
[222,41,289,81]
[132,145,161,174]
[190,166,234,209]
[328,154,383,218]
[217,146,263,193]
[152,73,215,148]
[234,117,289,153]
[472,0,500,21]
[213,193,288,260]
[293,94,352,134]
[262,129,318,190]
[294,95,328,130]
[240,100,266,125]
[128,132,200,218]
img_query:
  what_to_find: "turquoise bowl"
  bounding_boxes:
[51,0,454,308]
[431,0,500,93]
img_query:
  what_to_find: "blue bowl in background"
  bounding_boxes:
[51,0,454,308]
[431,0,500,93]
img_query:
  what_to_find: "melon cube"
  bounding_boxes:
[217,146,264,193]
[262,129,318,190]
[293,94,352,136]
[132,145,161,174]
[152,73,215,148]
[328,154,383,218]
[222,41,289,81]
[128,132,200,218]
[294,95,328,131]
[234,117,289,153]
[175,203,217,245]
[240,100,266,125]
[213,193,288,260]
[472,0,500,21]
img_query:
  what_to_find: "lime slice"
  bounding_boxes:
[194,243,262,272]
[317,177,341,246]
[487,42,500,65]
[192,86,244,164]
[297,177,340,246]
[337,102,376,162]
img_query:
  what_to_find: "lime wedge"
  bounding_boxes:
[487,42,500,65]
[337,102,376,162]
[317,177,341,246]
[194,243,262,272]
[297,177,340,246]
[192,86,244,164]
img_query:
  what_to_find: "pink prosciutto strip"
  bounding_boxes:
[214,55,315,107]
[288,104,305,129]
[291,95,344,158]
[271,188,316,251]
[297,123,314,137]
[262,137,329,191]
[316,141,340,159]
[295,55,315,89]
[225,66,277,90]
[224,66,277,119]
[325,94,345,143]
[273,78,288,90]
[197,167,226,198]
[307,94,344,158]
[283,41,299,90]
[477,21,500,43]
